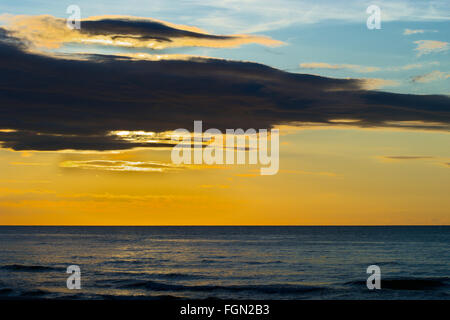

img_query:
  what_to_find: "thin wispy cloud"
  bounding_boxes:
[387,62,439,71]
[0,189,198,203]
[412,70,450,83]
[187,0,450,33]
[414,40,449,56]
[10,162,49,166]
[59,160,185,172]
[358,78,400,89]
[382,156,435,160]
[403,29,437,35]
[378,156,450,170]
[404,29,425,35]
[299,62,438,73]
[60,192,194,202]
[299,62,380,73]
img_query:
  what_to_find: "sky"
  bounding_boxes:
[0,0,449,225]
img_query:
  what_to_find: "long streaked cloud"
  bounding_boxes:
[412,70,450,83]
[300,61,440,73]
[378,156,450,169]
[388,62,440,71]
[299,62,380,73]
[358,78,400,90]
[298,63,401,89]
[59,160,185,172]
[0,130,175,151]
[382,156,435,160]
[0,188,200,203]
[404,29,425,35]
[403,29,438,35]
[414,40,449,56]
[0,27,449,152]
[1,14,283,50]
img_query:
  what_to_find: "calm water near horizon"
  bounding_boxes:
[0,226,448,300]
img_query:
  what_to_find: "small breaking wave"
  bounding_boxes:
[244,260,284,265]
[0,288,13,296]
[99,294,183,300]
[0,264,59,272]
[119,280,324,295]
[356,261,402,267]
[0,288,50,299]
[200,259,232,264]
[101,258,170,266]
[346,277,449,290]
[155,273,206,280]
[20,289,50,297]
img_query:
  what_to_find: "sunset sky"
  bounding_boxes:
[0,0,449,225]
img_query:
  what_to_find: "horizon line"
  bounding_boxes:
[0,225,448,227]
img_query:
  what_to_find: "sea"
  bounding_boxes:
[0,226,448,300]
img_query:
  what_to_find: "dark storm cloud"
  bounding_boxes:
[80,18,231,42]
[0,29,449,151]
[0,131,174,151]
[3,15,282,49]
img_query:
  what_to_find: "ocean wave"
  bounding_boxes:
[94,272,207,287]
[346,277,449,290]
[99,294,183,300]
[356,261,402,267]
[20,289,50,297]
[0,264,59,272]
[198,256,232,259]
[199,259,284,265]
[101,258,169,266]
[155,273,206,280]
[200,259,233,264]
[244,260,284,265]
[0,288,13,296]
[119,280,324,294]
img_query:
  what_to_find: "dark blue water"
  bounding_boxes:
[0,226,448,299]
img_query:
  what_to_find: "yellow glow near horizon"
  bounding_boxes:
[0,126,449,225]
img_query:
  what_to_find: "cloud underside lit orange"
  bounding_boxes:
[3,14,284,50]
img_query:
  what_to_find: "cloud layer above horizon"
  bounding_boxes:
[0,15,449,152]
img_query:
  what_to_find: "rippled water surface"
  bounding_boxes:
[0,226,448,299]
